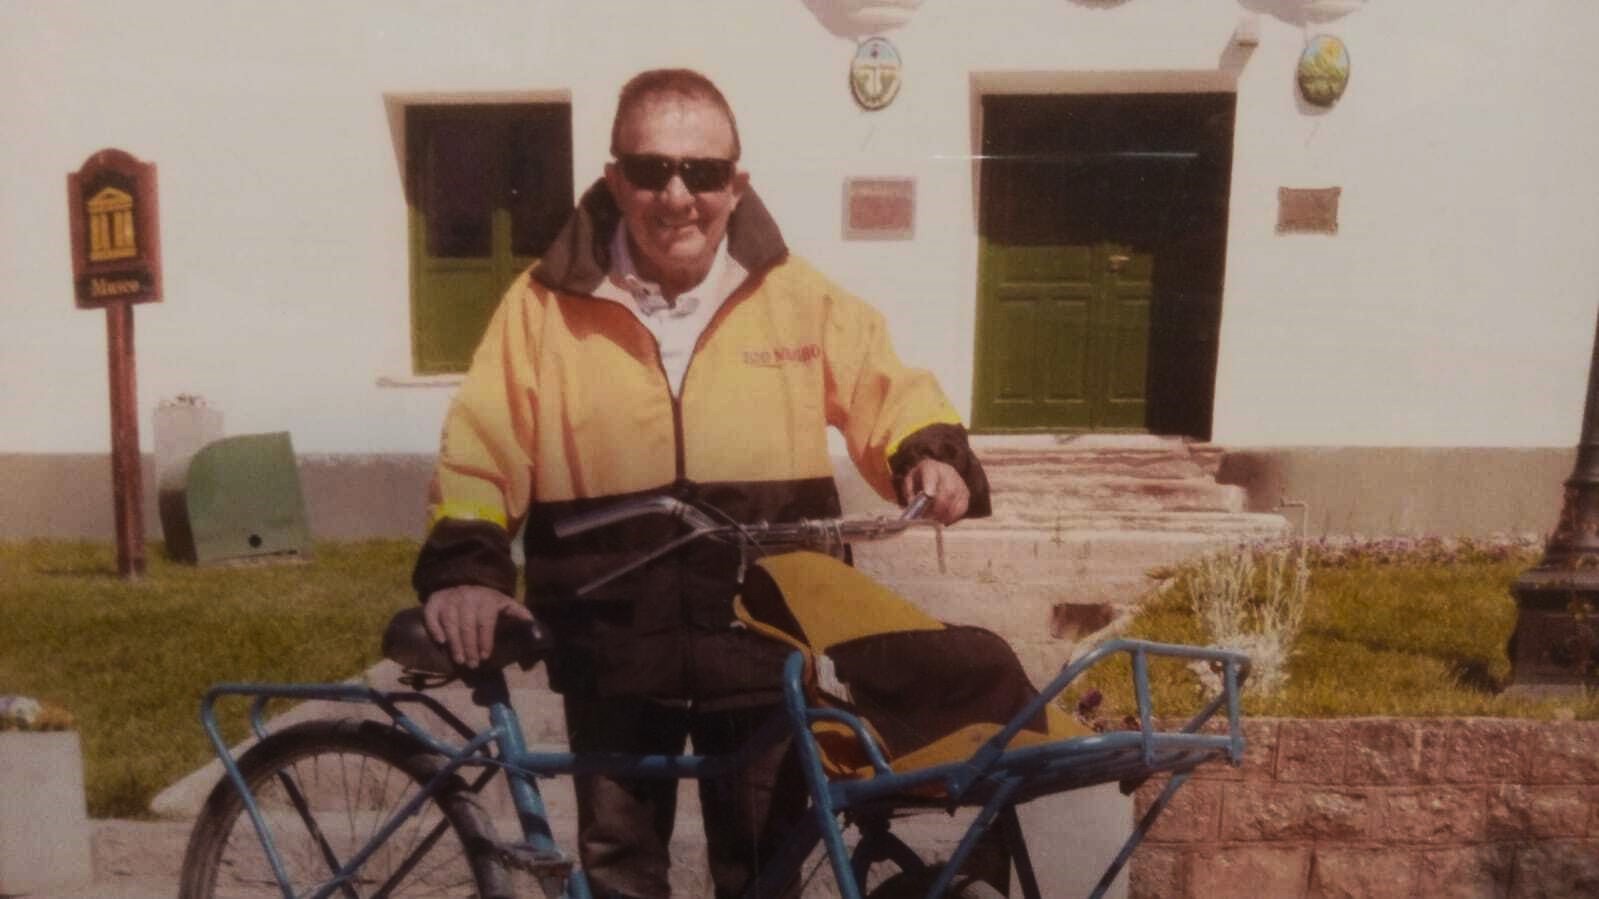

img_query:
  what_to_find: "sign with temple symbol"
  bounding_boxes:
[850,37,902,111]
[68,149,162,307]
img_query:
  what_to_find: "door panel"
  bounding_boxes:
[981,242,1097,429]
[1040,294,1092,408]
[976,240,1151,430]
[1100,245,1152,428]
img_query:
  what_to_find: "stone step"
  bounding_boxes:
[851,520,1287,581]
[985,475,1246,515]
[978,448,1211,482]
[965,510,1281,536]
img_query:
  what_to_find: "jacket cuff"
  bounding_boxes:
[412,518,518,601]
[887,422,992,519]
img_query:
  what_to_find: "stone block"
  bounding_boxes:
[1524,722,1599,785]
[1307,847,1419,898]
[1130,846,1184,899]
[1486,784,1591,839]
[1187,845,1310,898]
[1187,718,1278,783]
[0,731,93,895]
[1221,784,1371,842]
[1277,720,1348,783]
[1133,778,1221,842]
[1436,719,1529,784]
[1347,719,1427,785]
[1415,844,1514,899]
[1379,787,1487,844]
[1509,839,1599,898]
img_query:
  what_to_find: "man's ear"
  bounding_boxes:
[729,169,751,208]
[603,161,627,204]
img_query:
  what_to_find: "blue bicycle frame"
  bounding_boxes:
[200,635,1247,899]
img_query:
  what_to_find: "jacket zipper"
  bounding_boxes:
[668,283,753,486]
[581,272,758,489]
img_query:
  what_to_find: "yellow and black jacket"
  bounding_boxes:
[413,181,990,698]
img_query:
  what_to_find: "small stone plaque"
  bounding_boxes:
[1277,186,1341,234]
[844,177,915,240]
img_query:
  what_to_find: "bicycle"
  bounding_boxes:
[178,495,1250,898]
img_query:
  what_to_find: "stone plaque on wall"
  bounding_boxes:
[844,176,915,240]
[1277,186,1341,234]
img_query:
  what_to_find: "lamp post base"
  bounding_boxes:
[1506,565,1599,692]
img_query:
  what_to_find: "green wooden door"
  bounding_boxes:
[974,241,1150,430]
[973,92,1235,436]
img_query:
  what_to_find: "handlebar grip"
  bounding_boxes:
[900,492,932,521]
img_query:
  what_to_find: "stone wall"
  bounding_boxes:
[1130,718,1599,898]
[1215,448,1571,540]
[0,446,1573,542]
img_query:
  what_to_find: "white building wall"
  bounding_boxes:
[2,0,1596,454]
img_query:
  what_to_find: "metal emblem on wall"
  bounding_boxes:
[1297,35,1351,108]
[850,37,902,110]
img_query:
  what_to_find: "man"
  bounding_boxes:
[413,68,991,899]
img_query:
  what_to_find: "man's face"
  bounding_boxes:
[605,96,747,293]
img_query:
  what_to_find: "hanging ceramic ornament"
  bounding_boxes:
[1297,34,1351,107]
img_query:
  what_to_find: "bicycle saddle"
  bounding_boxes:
[382,607,552,677]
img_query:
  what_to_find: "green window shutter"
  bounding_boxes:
[407,104,573,374]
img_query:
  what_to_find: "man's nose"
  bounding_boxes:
[660,174,694,205]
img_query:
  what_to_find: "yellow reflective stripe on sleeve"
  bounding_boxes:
[428,502,509,529]
[883,413,964,467]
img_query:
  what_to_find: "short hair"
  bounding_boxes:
[609,68,742,161]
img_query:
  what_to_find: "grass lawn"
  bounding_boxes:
[0,540,418,818]
[5,536,1596,819]
[1072,539,1599,724]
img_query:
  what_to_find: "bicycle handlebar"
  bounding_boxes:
[553,495,718,540]
[555,493,935,597]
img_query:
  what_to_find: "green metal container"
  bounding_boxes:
[168,432,312,564]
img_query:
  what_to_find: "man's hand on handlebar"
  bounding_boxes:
[423,585,535,669]
[900,458,969,525]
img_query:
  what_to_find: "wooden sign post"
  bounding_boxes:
[68,149,163,579]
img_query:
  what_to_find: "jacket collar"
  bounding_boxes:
[532,178,789,297]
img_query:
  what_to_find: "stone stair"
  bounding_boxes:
[847,435,1288,685]
[976,437,1253,527]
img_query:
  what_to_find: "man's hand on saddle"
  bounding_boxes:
[423,584,535,669]
[900,458,970,525]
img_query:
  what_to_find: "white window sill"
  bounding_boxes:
[375,374,465,388]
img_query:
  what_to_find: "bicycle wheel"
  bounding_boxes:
[179,717,510,899]
[867,865,1008,899]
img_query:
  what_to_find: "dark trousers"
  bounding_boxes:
[563,694,808,899]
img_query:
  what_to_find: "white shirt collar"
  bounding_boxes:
[600,226,733,319]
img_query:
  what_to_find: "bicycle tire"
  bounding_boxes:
[866,865,1008,899]
[178,717,511,899]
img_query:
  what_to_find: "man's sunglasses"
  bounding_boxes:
[616,154,736,193]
